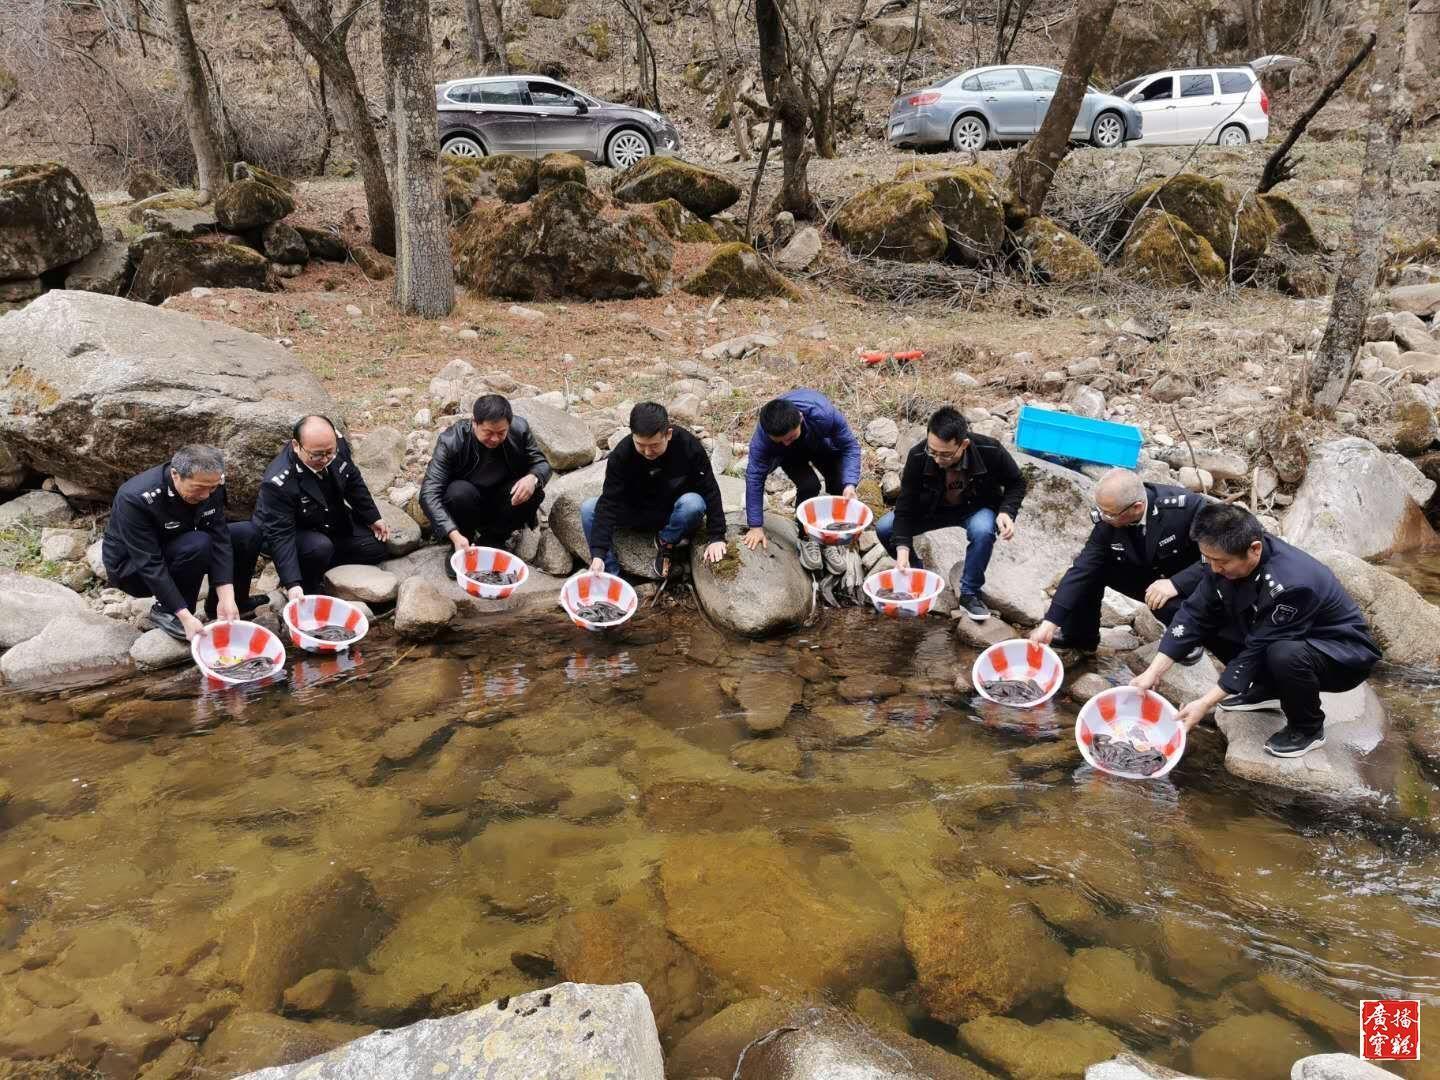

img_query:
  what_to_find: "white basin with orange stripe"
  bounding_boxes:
[559,571,638,632]
[1076,686,1186,779]
[796,495,874,546]
[190,620,287,687]
[862,567,945,618]
[451,546,530,600]
[971,639,1064,708]
[282,594,370,653]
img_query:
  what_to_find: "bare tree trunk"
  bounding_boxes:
[276,0,396,254]
[380,0,456,317]
[756,0,813,217]
[1242,0,1266,54]
[619,0,662,110]
[1307,0,1409,413]
[464,0,498,71]
[490,0,511,73]
[164,0,226,201]
[1006,0,1118,219]
[895,0,923,95]
[1258,34,1375,194]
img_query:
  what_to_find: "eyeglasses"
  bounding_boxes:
[1095,500,1143,522]
[299,446,337,464]
[925,445,964,462]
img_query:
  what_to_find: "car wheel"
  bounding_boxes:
[442,136,485,159]
[1090,112,1124,149]
[607,129,651,170]
[1218,124,1249,147]
[950,115,989,152]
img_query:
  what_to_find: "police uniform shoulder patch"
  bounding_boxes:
[1272,603,1298,624]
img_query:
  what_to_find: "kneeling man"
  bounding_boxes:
[102,445,261,641]
[1130,503,1381,758]
[254,415,391,602]
[583,402,728,577]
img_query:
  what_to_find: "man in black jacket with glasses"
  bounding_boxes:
[420,394,552,568]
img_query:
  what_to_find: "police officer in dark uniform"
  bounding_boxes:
[1030,468,1206,660]
[252,415,391,602]
[102,444,262,641]
[1131,503,1381,758]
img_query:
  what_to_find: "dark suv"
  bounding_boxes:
[436,75,681,169]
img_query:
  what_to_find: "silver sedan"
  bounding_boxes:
[888,65,1142,152]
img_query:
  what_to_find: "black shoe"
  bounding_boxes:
[148,604,187,643]
[1265,727,1326,757]
[1219,687,1282,711]
[1177,646,1205,667]
[958,593,990,622]
[1050,631,1098,653]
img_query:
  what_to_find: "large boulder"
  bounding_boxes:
[1283,437,1439,558]
[1016,217,1103,283]
[215,177,295,231]
[1385,282,1440,318]
[648,197,720,242]
[352,426,405,492]
[1117,209,1227,288]
[233,983,664,1080]
[512,397,598,471]
[262,221,309,266]
[199,1012,365,1077]
[538,151,586,191]
[681,242,800,299]
[903,166,1007,266]
[130,239,272,304]
[0,290,338,511]
[691,512,811,637]
[64,239,133,295]
[735,1006,993,1080]
[0,612,140,686]
[0,568,88,649]
[833,181,948,263]
[441,153,539,209]
[1116,172,1276,273]
[866,13,931,53]
[455,183,673,301]
[611,156,740,218]
[0,162,102,280]
[958,1016,1121,1080]
[1259,192,1322,255]
[1315,550,1440,667]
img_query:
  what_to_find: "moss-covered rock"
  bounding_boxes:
[832,181,948,263]
[538,152,587,192]
[0,162,102,279]
[649,197,720,242]
[125,167,171,201]
[441,153,539,213]
[908,166,1006,266]
[1115,172,1275,273]
[1016,217,1103,283]
[571,22,612,60]
[262,221,309,265]
[529,0,567,15]
[294,224,348,262]
[215,178,294,231]
[903,877,1070,1024]
[129,239,272,304]
[612,156,741,218]
[125,190,202,224]
[234,161,297,196]
[1117,209,1226,288]
[957,1016,1123,1080]
[681,242,800,300]
[1064,947,1180,1036]
[455,181,672,301]
[1259,192,1321,255]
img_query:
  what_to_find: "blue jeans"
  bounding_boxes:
[875,506,997,598]
[581,492,707,575]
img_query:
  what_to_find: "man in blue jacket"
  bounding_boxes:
[1131,503,1381,758]
[741,390,862,568]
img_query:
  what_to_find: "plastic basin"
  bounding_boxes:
[862,567,944,618]
[1076,686,1186,779]
[560,571,638,632]
[191,620,286,686]
[971,639,1064,708]
[451,546,530,600]
[282,594,369,653]
[796,495,874,546]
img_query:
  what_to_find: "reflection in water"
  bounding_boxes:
[0,603,1436,1079]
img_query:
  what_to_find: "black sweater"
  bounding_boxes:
[890,435,1027,550]
[588,426,726,556]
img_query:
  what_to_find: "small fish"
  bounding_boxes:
[309,625,357,642]
[981,677,1045,705]
[213,656,276,681]
[875,588,917,601]
[1091,732,1167,775]
[821,520,857,531]
[574,600,628,624]
[472,570,519,586]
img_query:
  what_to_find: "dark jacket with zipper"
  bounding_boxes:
[101,461,234,615]
[1045,483,1208,624]
[420,416,552,540]
[889,435,1026,551]
[589,425,726,557]
[1158,534,1381,695]
[253,436,381,590]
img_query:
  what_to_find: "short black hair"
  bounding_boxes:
[292,414,337,441]
[629,401,670,438]
[1190,502,1264,555]
[927,405,969,444]
[759,398,803,437]
[473,394,513,424]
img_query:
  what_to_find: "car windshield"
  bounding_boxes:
[1113,78,1141,97]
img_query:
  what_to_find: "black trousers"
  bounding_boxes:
[780,452,847,504]
[291,523,389,596]
[112,521,260,617]
[1207,636,1374,736]
[1058,565,1187,649]
[443,479,543,545]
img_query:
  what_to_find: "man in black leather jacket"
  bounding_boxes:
[252,415,391,600]
[420,394,552,561]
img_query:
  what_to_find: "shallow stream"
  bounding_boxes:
[1,588,1438,1078]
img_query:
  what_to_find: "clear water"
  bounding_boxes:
[0,596,1437,1078]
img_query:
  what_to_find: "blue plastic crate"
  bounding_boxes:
[1014,405,1142,468]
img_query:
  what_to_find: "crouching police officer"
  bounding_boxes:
[1030,469,1206,661]
[102,445,262,641]
[1130,503,1381,758]
[253,415,391,602]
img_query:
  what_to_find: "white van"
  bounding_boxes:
[1112,67,1270,146]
